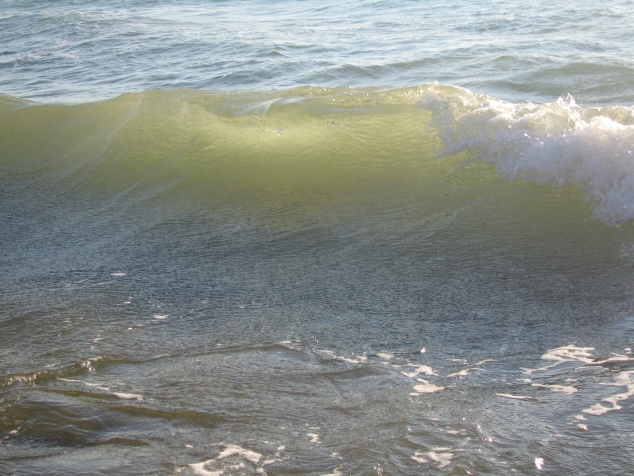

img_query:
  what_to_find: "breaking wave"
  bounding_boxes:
[420,83,634,223]
[1,83,633,224]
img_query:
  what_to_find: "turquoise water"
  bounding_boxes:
[1,2,634,475]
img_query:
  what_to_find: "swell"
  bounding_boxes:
[1,84,633,225]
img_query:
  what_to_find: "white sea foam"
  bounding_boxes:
[475,359,495,366]
[582,371,634,416]
[188,460,222,476]
[583,404,611,416]
[402,365,437,378]
[411,448,453,468]
[113,392,143,400]
[521,363,559,375]
[339,356,366,364]
[541,345,596,363]
[531,383,577,395]
[523,345,634,376]
[318,349,367,364]
[419,84,634,224]
[447,367,483,378]
[189,444,262,475]
[521,345,596,375]
[84,382,110,391]
[446,369,470,378]
[217,445,261,464]
[496,393,532,400]
[592,354,632,365]
[411,379,444,394]
[320,469,342,476]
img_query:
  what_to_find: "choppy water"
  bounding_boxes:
[2,0,634,104]
[2,2,634,476]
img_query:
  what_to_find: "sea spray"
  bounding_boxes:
[419,83,634,223]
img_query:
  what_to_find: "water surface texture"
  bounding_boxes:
[1,1,634,476]
[1,0,634,104]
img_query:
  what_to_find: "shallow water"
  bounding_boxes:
[2,2,634,475]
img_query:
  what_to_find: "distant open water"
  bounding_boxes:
[1,0,634,104]
[2,1,634,475]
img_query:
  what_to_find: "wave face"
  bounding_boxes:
[1,85,633,224]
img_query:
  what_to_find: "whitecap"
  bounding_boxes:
[419,86,634,224]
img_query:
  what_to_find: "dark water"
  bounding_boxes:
[2,1,634,475]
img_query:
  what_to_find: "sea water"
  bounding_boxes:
[1,1,634,475]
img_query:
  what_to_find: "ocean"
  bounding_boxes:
[1,1,634,475]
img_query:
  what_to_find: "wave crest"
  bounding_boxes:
[419,84,634,223]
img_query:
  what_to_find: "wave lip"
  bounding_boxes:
[418,83,634,224]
